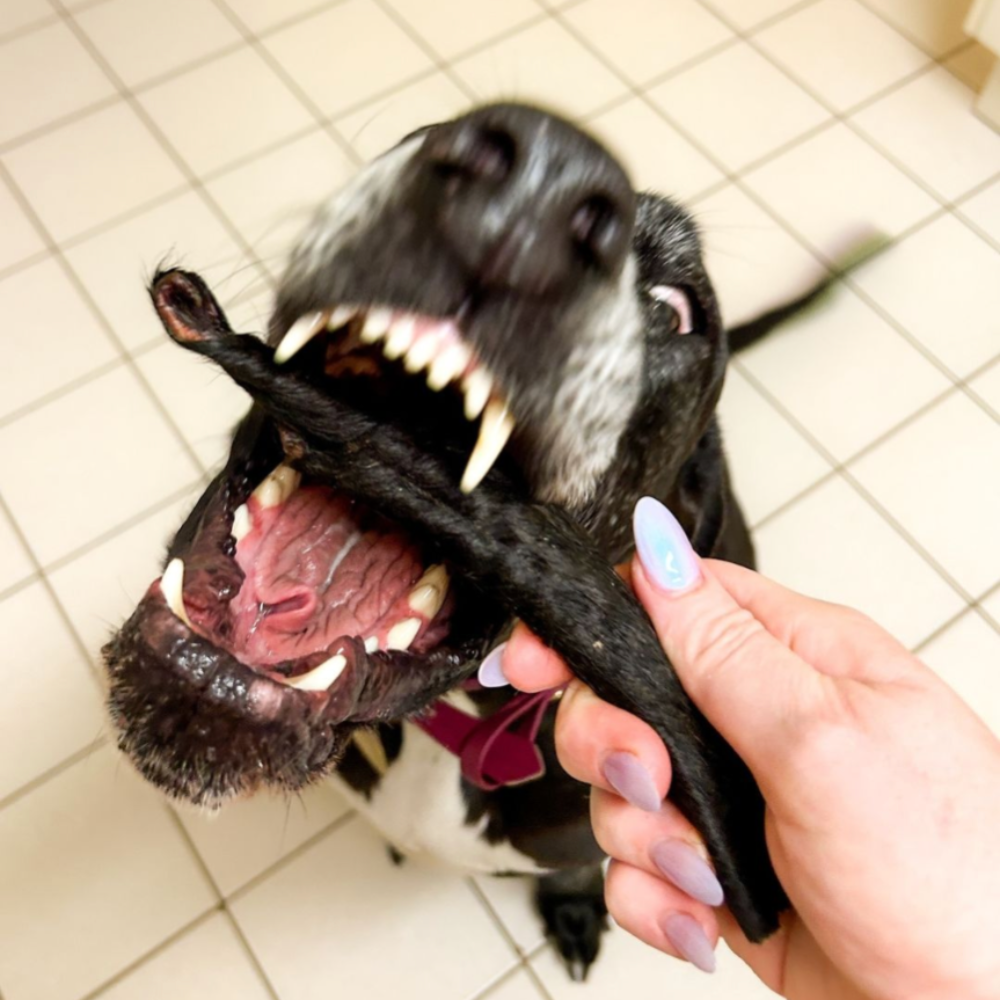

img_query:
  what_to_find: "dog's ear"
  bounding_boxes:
[672,420,728,557]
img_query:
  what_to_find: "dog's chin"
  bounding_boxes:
[103,291,520,807]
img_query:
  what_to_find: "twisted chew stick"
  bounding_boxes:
[152,269,788,941]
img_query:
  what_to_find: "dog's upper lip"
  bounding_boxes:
[274,300,516,494]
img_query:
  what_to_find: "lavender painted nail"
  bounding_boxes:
[602,751,662,813]
[662,912,717,974]
[633,496,701,592]
[651,839,725,907]
[477,642,509,688]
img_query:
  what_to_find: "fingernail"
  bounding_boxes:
[477,643,509,688]
[633,497,701,593]
[651,839,725,907]
[662,912,717,974]
[602,751,662,813]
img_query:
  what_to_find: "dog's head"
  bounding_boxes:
[103,103,728,808]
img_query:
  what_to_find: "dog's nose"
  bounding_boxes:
[417,104,635,295]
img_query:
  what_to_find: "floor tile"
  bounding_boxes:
[0,257,120,419]
[852,67,1000,202]
[179,783,350,896]
[944,40,996,91]
[220,0,337,34]
[981,588,1000,630]
[646,42,829,173]
[969,359,1000,418]
[3,101,187,242]
[0,0,56,38]
[473,873,546,953]
[700,0,805,30]
[691,184,830,328]
[0,366,201,565]
[206,129,356,268]
[0,507,34,593]
[585,97,725,200]
[135,336,252,468]
[850,213,1000,378]
[93,913,272,1000]
[0,21,115,146]
[742,122,940,262]
[738,283,951,461]
[754,0,928,112]
[335,71,471,162]
[562,0,732,87]
[482,970,546,1000]
[0,172,46,272]
[75,0,243,88]
[0,581,105,802]
[850,391,1000,598]
[62,189,247,352]
[533,929,773,999]
[382,0,544,60]
[451,19,628,120]
[860,0,971,57]
[754,474,964,647]
[232,816,517,1000]
[0,745,217,1000]
[718,366,832,526]
[138,47,314,178]
[959,176,1000,248]
[264,0,434,118]
[919,609,1000,736]
[46,488,201,660]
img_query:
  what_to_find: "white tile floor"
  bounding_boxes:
[0,1,997,998]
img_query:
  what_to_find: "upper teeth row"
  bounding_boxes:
[274,307,514,492]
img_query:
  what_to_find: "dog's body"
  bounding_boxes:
[104,104,802,977]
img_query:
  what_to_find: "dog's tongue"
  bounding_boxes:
[230,486,424,664]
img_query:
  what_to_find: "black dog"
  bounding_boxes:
[103,103,811,978]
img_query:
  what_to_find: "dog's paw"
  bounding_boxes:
[535,867,608,982]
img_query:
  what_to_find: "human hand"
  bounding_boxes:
[484,497,1000,1000]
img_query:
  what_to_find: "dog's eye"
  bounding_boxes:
[648,285,693,335]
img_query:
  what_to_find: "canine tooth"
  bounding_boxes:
[274,311,328,364]
[231,503,252,542]
[461,398,515,493]
[462,369,492,420]
[327,304,357,330]
[285,653,347,691]
[408,564,449,618]
[403,334,440,374]
[360,307,392,343]
[161,558,192,627]
[427,342,471,391]
[383,315,415,360]
[386,617,421,651]
[364,636,379,654]
[252,464,301,508]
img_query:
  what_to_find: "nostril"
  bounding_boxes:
[428,126,516,186]
[570,196,627,272]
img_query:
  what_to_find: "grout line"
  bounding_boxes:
[0,246,53,283]
[0,12,61,46]
[222,907,283,1000]
[0,736,107,814]
[467,959,542,1000]
[0,92,122,156]
[0,570,42,604]
[466,878,531,958]
[851,0,970,61]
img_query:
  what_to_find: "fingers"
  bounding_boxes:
[554,681,672,812]
[605,860,720,974]
[499,623,572,691]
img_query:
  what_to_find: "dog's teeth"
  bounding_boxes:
[364,636,379,654]
[403,334,440,374]
[327,304,357,330]
[462,369,492,421]
[161,558,192,627]
[285,653,347,691]
[386,617,421,651]
[252,464,301,508]
[408,564,449,618]
[427,342,471,391]
[231,503,252,542]
[383,315,415,360]
[274,311,328,364]
[360,307,392,343]
[461,398,515,493]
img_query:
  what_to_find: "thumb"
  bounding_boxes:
[631,497,828,779]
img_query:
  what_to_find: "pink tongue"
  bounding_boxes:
[230,486,424,665]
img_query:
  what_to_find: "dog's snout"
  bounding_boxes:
[418,104,635,295]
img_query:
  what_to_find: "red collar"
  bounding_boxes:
[413,684,562,790]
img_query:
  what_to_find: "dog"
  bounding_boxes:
[102,103,819,978]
